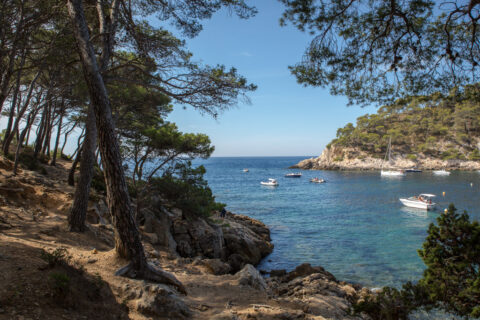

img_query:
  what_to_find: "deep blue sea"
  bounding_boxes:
[194,156,480,289]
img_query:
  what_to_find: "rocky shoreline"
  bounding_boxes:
[291,145,480,171]
[0,156,373,320]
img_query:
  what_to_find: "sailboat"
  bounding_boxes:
[381,137,405,176]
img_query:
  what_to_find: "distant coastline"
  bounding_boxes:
[291,145,480,171]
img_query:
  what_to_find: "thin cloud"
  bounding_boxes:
[239,51,253,57]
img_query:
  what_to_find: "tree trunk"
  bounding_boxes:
[34,104,48,159]
[3,70,41,156]
[50,104,64,166]
[13,108,39,175]
[66,0,185,294]
[68,104,96,231]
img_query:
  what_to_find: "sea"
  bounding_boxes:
[194,156,480,289]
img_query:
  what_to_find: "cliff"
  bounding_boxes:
[0,156,371,319]
[292,144,480,170]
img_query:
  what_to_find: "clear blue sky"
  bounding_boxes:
[166,0,377,157]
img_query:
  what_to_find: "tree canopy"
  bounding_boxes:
[280,0,480,105]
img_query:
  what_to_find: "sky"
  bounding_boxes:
[165,0,377,157]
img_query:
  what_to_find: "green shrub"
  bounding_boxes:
[149,162,225,217]
[441,148,465,160]
[333,156,344,162]
[40,248,71,268]
[49,272,70,296]
[90,165,106,193]
[406,154,417,160]
[469,149,480,160]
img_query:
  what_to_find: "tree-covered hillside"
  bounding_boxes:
[329,85,480,161]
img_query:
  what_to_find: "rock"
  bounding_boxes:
[144,210,177,254]
[127,284,190,319]
[235,264,267,291]
[187,218,226,259]
[202,258,231,275]
[222,219,273,265]
[285,263,336,282]
[176,239,194,257]
[270,269,287,277]
[227,253,246,273]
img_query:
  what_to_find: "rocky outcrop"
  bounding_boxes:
[141,207,273,273]
[122,283,191,319]
[235,264,267,291]
[267,263,368,320]
[292,145,480,170]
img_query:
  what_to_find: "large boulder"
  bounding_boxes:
[235,264,267,291]
[222,219,273,265]
[144,210,177,254]
[123,283,190,319]
[202,258,232,275]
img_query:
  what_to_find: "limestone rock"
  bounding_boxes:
[235,264,267,291]
[202,258,231,275]
[125,283,190,319]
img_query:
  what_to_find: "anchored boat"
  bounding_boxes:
[380,137,405,176]
[261,178,278,186]
[400,194,436,210]
[285,173,302,178]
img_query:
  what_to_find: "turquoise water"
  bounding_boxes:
[195,156,480,288]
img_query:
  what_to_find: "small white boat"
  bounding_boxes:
[243,168,249,172]
[381,170,405,176]
[310,177,325,183]
[285,172,302,178]
[261,178,278,186]
[433,170,450,176]
[400,194,436,210]
[380,137,405,176]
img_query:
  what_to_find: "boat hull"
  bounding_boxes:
[400,198,435,210]
[433,170,450,175]
[381,170,405,176]
[261,182,278,186]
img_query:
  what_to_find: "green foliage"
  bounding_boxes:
[90,165,106,193]
[149,162,225,217]
[328,88,480,159]
[406,154,417,160]
[333,155,344,162]
[354,204,480,319]
[49,272,70,296]
[280,0,480,106]
[40,248,71,268]
[417,204,480,318]
[469,149,480,161]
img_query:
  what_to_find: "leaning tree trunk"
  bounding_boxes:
[66,0,185,294]
[68,144,83,186]
[50,103,64,166]
[68,104,96,231]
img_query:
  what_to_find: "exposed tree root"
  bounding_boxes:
[115,262,187,295]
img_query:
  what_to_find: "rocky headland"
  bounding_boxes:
[0,156,373,320]
[292,145,480,171]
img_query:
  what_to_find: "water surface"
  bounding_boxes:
[195,156,480,288]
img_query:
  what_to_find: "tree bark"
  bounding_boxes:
[50,102,64,166]
[68,143,82,186]
[68,104,96,231]
[66,0,185,294]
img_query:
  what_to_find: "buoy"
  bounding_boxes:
[444,208,448,213]
[442,191,446,197]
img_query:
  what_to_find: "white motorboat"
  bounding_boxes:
[381,170,405,176]
[380,137,405,176]
[400,194,436,210]
[261,178,278,186]
[310,177,325,183]
[285,172,302,178]
[433,170,450,175]
[243,168,249,172]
